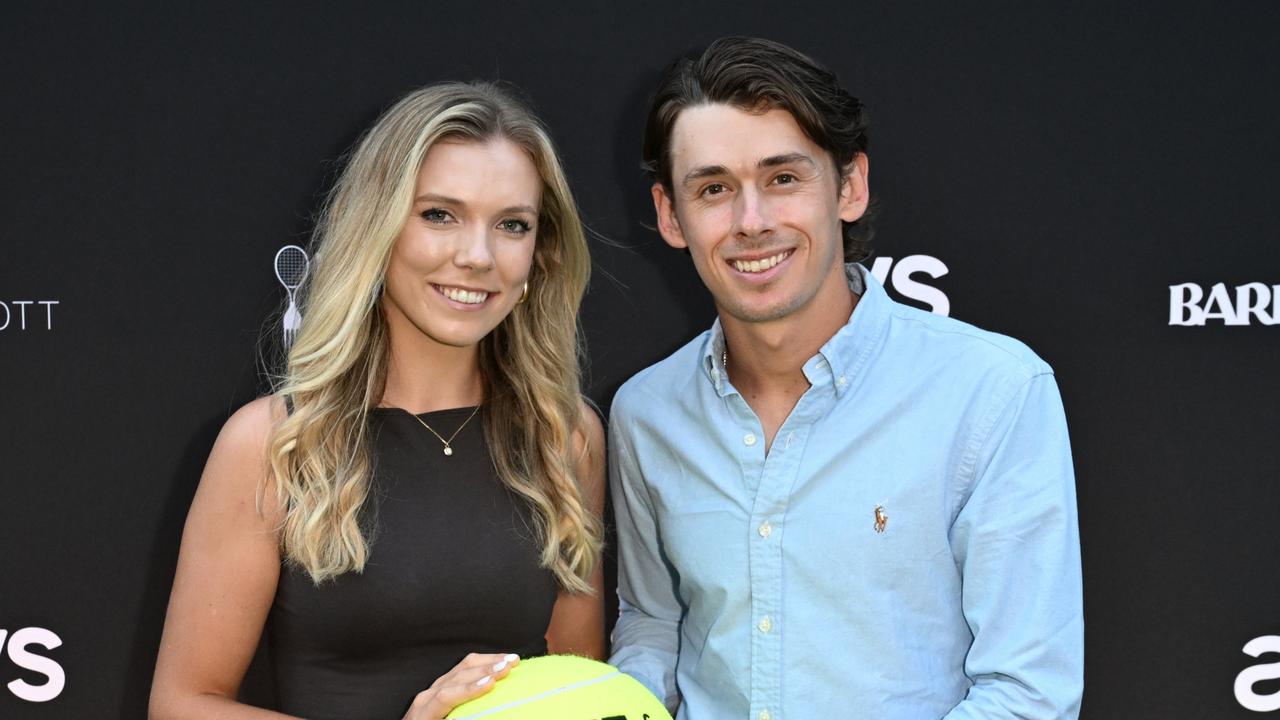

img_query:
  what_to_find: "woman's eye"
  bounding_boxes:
[499,218,532,235]
[421,208,453,224]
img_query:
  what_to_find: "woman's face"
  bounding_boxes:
[381,137,541,351]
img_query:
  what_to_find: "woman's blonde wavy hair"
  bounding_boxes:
[266,81,601,593]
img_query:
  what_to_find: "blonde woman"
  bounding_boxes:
[149,82,605,720]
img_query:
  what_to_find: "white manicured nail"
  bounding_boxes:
[476,675,491,687]
[493,660,508,672]
[504,653,519,663]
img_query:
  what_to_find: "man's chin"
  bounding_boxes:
[717,295,804,325]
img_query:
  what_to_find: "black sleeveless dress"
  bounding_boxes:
[266,407,559,720]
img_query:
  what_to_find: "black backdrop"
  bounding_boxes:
[2,2,1278,718]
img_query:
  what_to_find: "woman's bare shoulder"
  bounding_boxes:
[194,395,289,524]
[219,396,286,447]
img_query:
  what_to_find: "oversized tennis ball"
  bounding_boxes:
[445,655,672,720]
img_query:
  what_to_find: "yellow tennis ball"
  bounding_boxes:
[445,655,672,720]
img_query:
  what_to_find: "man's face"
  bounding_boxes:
[654,103,869,325]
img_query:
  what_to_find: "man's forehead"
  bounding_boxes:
[669,103,818,171]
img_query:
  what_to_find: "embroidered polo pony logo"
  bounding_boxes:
[874,504,889,533]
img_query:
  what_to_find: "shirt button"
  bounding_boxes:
[758,521,773,538]
[743,432,757,446]
[758,615,773,633]
[759,711,772,720]
[837,375,848,387]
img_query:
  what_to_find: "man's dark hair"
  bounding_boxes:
[642,36,873,262]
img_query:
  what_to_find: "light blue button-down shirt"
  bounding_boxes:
[609,264,1082,719]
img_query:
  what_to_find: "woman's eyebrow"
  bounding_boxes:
[413,196,537,217]
[414,192,465,206]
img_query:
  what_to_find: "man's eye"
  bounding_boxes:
[702,183,727,197]
[421,208,452,224]
[499,218,532,235]
[773,173,797,185]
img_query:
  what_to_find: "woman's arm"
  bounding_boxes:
[149,397,296,719]
[544,400,607,660]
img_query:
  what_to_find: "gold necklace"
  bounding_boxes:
[404,405,481,457]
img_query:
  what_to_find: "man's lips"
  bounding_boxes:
[727,248,794,274]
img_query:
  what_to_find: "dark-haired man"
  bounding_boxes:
[608,37,1083,719]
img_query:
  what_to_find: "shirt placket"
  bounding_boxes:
[740,395,820,720]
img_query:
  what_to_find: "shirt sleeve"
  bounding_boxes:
[943,372,1084,719]
[606,399,683,713]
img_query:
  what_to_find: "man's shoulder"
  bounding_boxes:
[612,329,711,420]
[884,300,1053,381]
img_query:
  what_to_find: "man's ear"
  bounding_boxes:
[652,182,687,249]
[838,152,870,223]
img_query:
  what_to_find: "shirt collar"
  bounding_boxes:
[701,263,890,398]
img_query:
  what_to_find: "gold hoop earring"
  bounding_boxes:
[517,281,529,304]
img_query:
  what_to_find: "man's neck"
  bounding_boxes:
[721,268,858,449]
[722,275,857,394]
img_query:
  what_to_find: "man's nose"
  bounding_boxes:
[733,186,773,239]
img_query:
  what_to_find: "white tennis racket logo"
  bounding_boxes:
[274,245,310,348]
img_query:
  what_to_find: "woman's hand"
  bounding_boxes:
[402,653,520,720]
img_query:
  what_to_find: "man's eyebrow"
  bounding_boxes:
[759,152,817,169]
[681,165,731,188]
[681,154,818,188]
